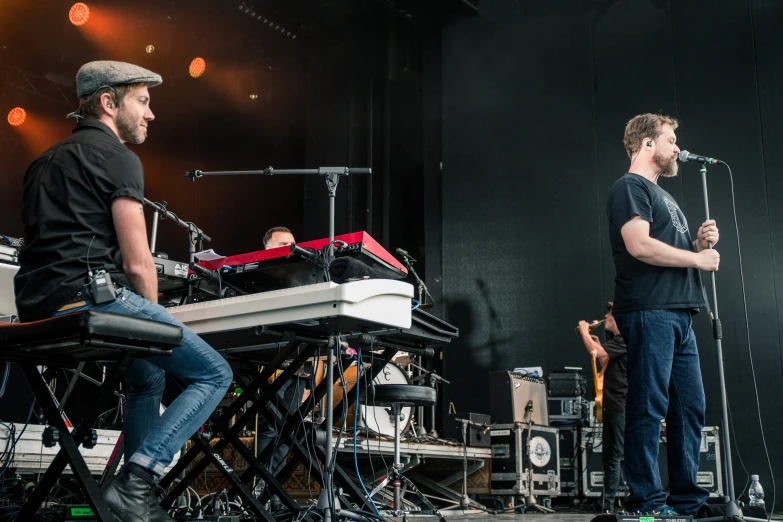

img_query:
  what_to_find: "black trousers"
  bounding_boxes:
[603,411,626,511]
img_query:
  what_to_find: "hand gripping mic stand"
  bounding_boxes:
[690,161,765,522]
[183,166,370,522]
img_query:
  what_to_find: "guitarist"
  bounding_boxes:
[578,302,627,512]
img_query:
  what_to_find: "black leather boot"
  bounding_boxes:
[103,464,155,522]
[148,486,174,522]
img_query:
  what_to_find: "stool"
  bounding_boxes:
[367,384,446,521]
[0,310,182,521]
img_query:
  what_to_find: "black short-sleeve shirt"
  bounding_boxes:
[606,173,704,313]
[14,119,144,322]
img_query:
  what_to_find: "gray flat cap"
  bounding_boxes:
[76,60,162,98]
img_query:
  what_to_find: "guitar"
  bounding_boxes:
[590,347,608,423]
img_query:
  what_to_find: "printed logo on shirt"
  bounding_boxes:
[663,196,689,233]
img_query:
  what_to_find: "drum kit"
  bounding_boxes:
[309,358,414,439]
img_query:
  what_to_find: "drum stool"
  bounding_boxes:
[367,384,446,521]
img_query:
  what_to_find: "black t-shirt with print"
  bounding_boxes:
[14,119,144,322]
[606,173,704,313]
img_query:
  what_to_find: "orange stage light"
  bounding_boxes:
[189,58,206,78]
[7,108,26,127]
[69,3,90,26]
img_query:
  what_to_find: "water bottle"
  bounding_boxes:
[749,475,765,508]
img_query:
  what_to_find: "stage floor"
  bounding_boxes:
[378,512,597,522]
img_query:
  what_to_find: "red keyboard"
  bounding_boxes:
[199,231,407,294]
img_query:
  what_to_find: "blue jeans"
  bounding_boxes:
[257,376,306,476]
[603,411,625,511]
[53,287,233,476]
[614,309,709,514]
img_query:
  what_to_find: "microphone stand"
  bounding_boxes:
[398,253,437,436]
[182,166,371,522]
[691,161,765,522]
[410,361,450,437]
[399,253,434,309]
[144,199,211,298]
[440,418,494,513]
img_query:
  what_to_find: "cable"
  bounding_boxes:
[354,347,381,515]
[0,364,9,399]
[410,299,420,312]
[363,347,378,488]
[368,350,390,476]
[86,235,95,275]
[326,343,349,515]
[330,346,349,473]
[720,162,775,520]
[299,365,321,504]
[0,400,34,481]
[727,398,751,501]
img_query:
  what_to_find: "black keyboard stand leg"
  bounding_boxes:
[16,353,134,522]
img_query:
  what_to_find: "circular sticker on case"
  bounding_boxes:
[529,436,552,467]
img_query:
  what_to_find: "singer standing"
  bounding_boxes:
[606,113,719,516]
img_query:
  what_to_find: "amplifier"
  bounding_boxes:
[580,426,629,498]
[580,425,723,498]
[558,426,579,469]
[548,397,589,424]
[547,370,586,398]
[660,426,723,496]
[488,371,548,425]
[442,412,491,447]
[560,466,580,497]
[558,426,580,497]
[490,423,560,497]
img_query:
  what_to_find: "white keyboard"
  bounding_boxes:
[168,279,414,336]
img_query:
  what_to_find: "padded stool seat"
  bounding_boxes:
[0,310,183,365]
[369,384,436,407]
[2,310,183,521]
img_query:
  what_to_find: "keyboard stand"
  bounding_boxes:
[158,328,404,520]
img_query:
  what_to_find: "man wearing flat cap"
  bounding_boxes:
[15,61,232,522]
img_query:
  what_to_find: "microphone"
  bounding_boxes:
[189,262,220,284]
[678,150,721,165]
[396,247,417,263]
[183,170,202,181]
[288,243,325,267]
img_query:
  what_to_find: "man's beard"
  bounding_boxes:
[116,107,146,145]
[653,151,678,178]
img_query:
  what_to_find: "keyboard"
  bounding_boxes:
[167,279,414,350]
[197,231,407,294]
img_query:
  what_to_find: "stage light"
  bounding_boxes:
[249,94,258,100]
[7,107,27,127]
[145,45,156,54]
[189,58,206,78]
[69,3,90,26]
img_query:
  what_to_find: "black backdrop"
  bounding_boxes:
[438,0,783,498]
